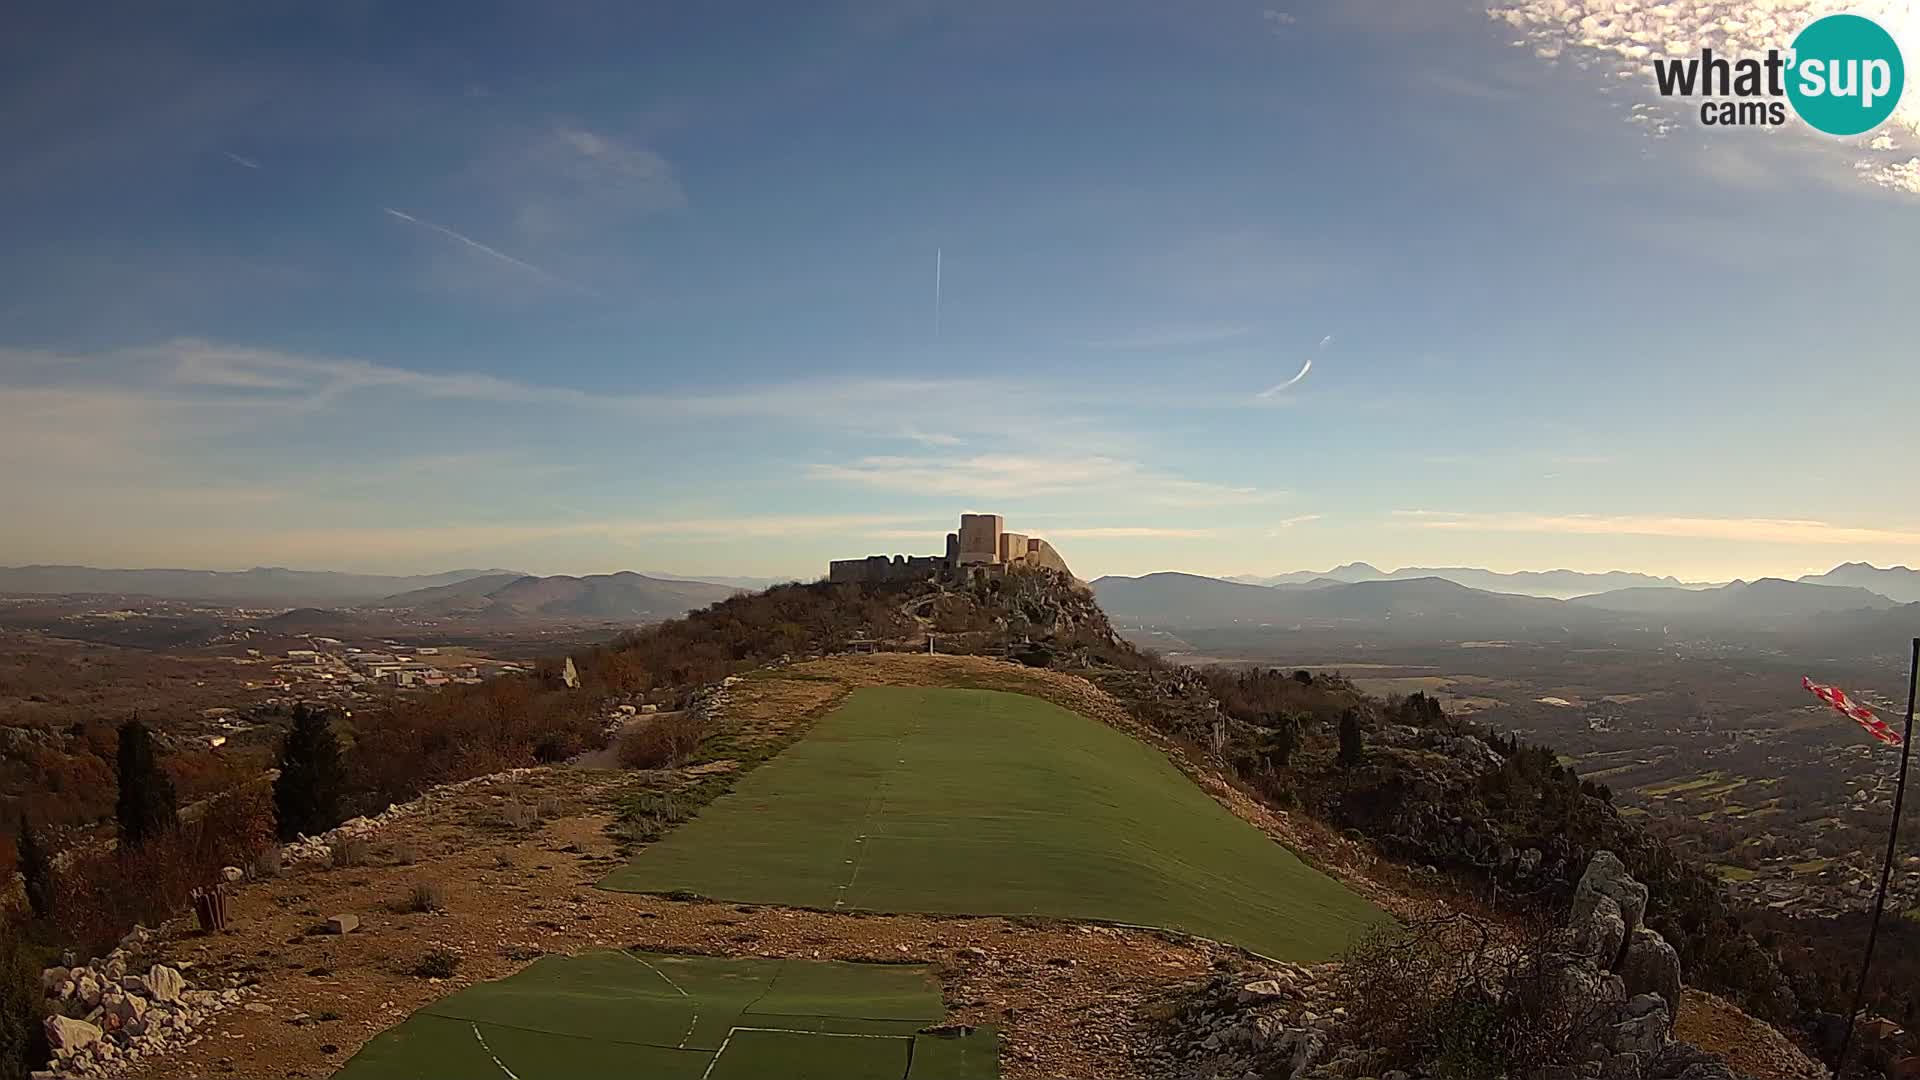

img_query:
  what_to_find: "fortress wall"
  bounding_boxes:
[1025,538,1072,576]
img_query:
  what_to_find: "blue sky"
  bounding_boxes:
[3,0,1917,581]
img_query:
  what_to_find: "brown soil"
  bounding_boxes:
[122,768,1220,1080]
[1676,988,1826,1079]
[113,653,1819,1080]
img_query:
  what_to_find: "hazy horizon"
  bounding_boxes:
[4,2,1916,583]
[0,552,1907,589]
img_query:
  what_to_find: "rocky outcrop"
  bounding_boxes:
[1157,852,1767,1080]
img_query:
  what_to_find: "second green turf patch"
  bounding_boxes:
[602,686,1389,961]
[331,951,994,1080]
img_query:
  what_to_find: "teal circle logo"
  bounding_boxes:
[1786,14,1905,136]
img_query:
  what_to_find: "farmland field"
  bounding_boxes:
[602,686,1389,961]
[332,950,996,1079]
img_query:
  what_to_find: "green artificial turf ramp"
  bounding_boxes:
[602,686,1389,961]
[330,950,998,1079]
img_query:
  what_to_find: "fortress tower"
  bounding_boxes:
[955,513,1004,566]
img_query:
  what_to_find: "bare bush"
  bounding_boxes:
[408,880,446,913]
[535,797,562,821]
[617,714,709,770]
[499,800,538,831]
[1336,913,1615,1079]
[50,787,273,957]
[327,836,370,868]
[389,842,419,866]
[251,844,282,880]
[412,947,460,979]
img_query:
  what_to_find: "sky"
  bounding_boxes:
[3,0,1918,583]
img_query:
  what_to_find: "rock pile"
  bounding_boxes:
[34,927,251,1079]
[1154,960,1344,1080]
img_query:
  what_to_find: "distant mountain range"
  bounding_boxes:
[0,564,749,618]
[1093,566,1916,642]
[1093,572,1569,632]
[1226,562,1703,599]
[371,572,739,621]
[0,565,521,606]
[1567,578,1899,617]
[1797,563,1920,604]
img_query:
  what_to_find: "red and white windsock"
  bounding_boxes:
[1804,676,1903,746]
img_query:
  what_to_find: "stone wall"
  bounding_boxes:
[827,554,945,584]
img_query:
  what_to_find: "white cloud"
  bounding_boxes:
[1488,0,1920,192]
[1394,510,1920,546]
[1266,514,1323,536]
[509,126,685,237]
[221,151,260,170]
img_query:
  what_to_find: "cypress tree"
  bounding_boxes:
[274,704,346,840]
[15,817,50,921]
[1338,708,1364,768]
[115,718,178,850]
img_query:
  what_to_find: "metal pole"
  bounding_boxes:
[1837,637,1920,1071]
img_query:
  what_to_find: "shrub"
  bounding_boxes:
[389,842,419,866]
[47,786,272,957]
[1336,914,1613,1078]
[327,837,370,869]
[408,881,446,913]
[413,948,460,979]
[613,791,689,845]
[1338,709,1364,768]
[617,714,709,770]
[0,921,49,1080]
[15,818,50,921]
[535,797,563,821]
[252,844,282,880]
[115,719,179,849]
[274,705,346,841]
[499,801,538,831]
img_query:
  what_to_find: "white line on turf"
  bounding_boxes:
[624,952,700,1047]
[701,1026,915,1079]
[626,952,693,996]
[470,1023,522,1080]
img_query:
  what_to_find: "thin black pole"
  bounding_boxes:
[1837,637,1920,1072]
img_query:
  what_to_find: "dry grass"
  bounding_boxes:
[406,880,446,913]
[328,837,370,869]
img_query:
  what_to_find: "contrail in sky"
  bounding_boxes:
[382,207,597,295]
[223,151,260,170]
[1256,334,1332,398]
[1257,357,1312,398]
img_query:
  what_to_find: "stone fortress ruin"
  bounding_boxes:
[829,513,1072,584]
